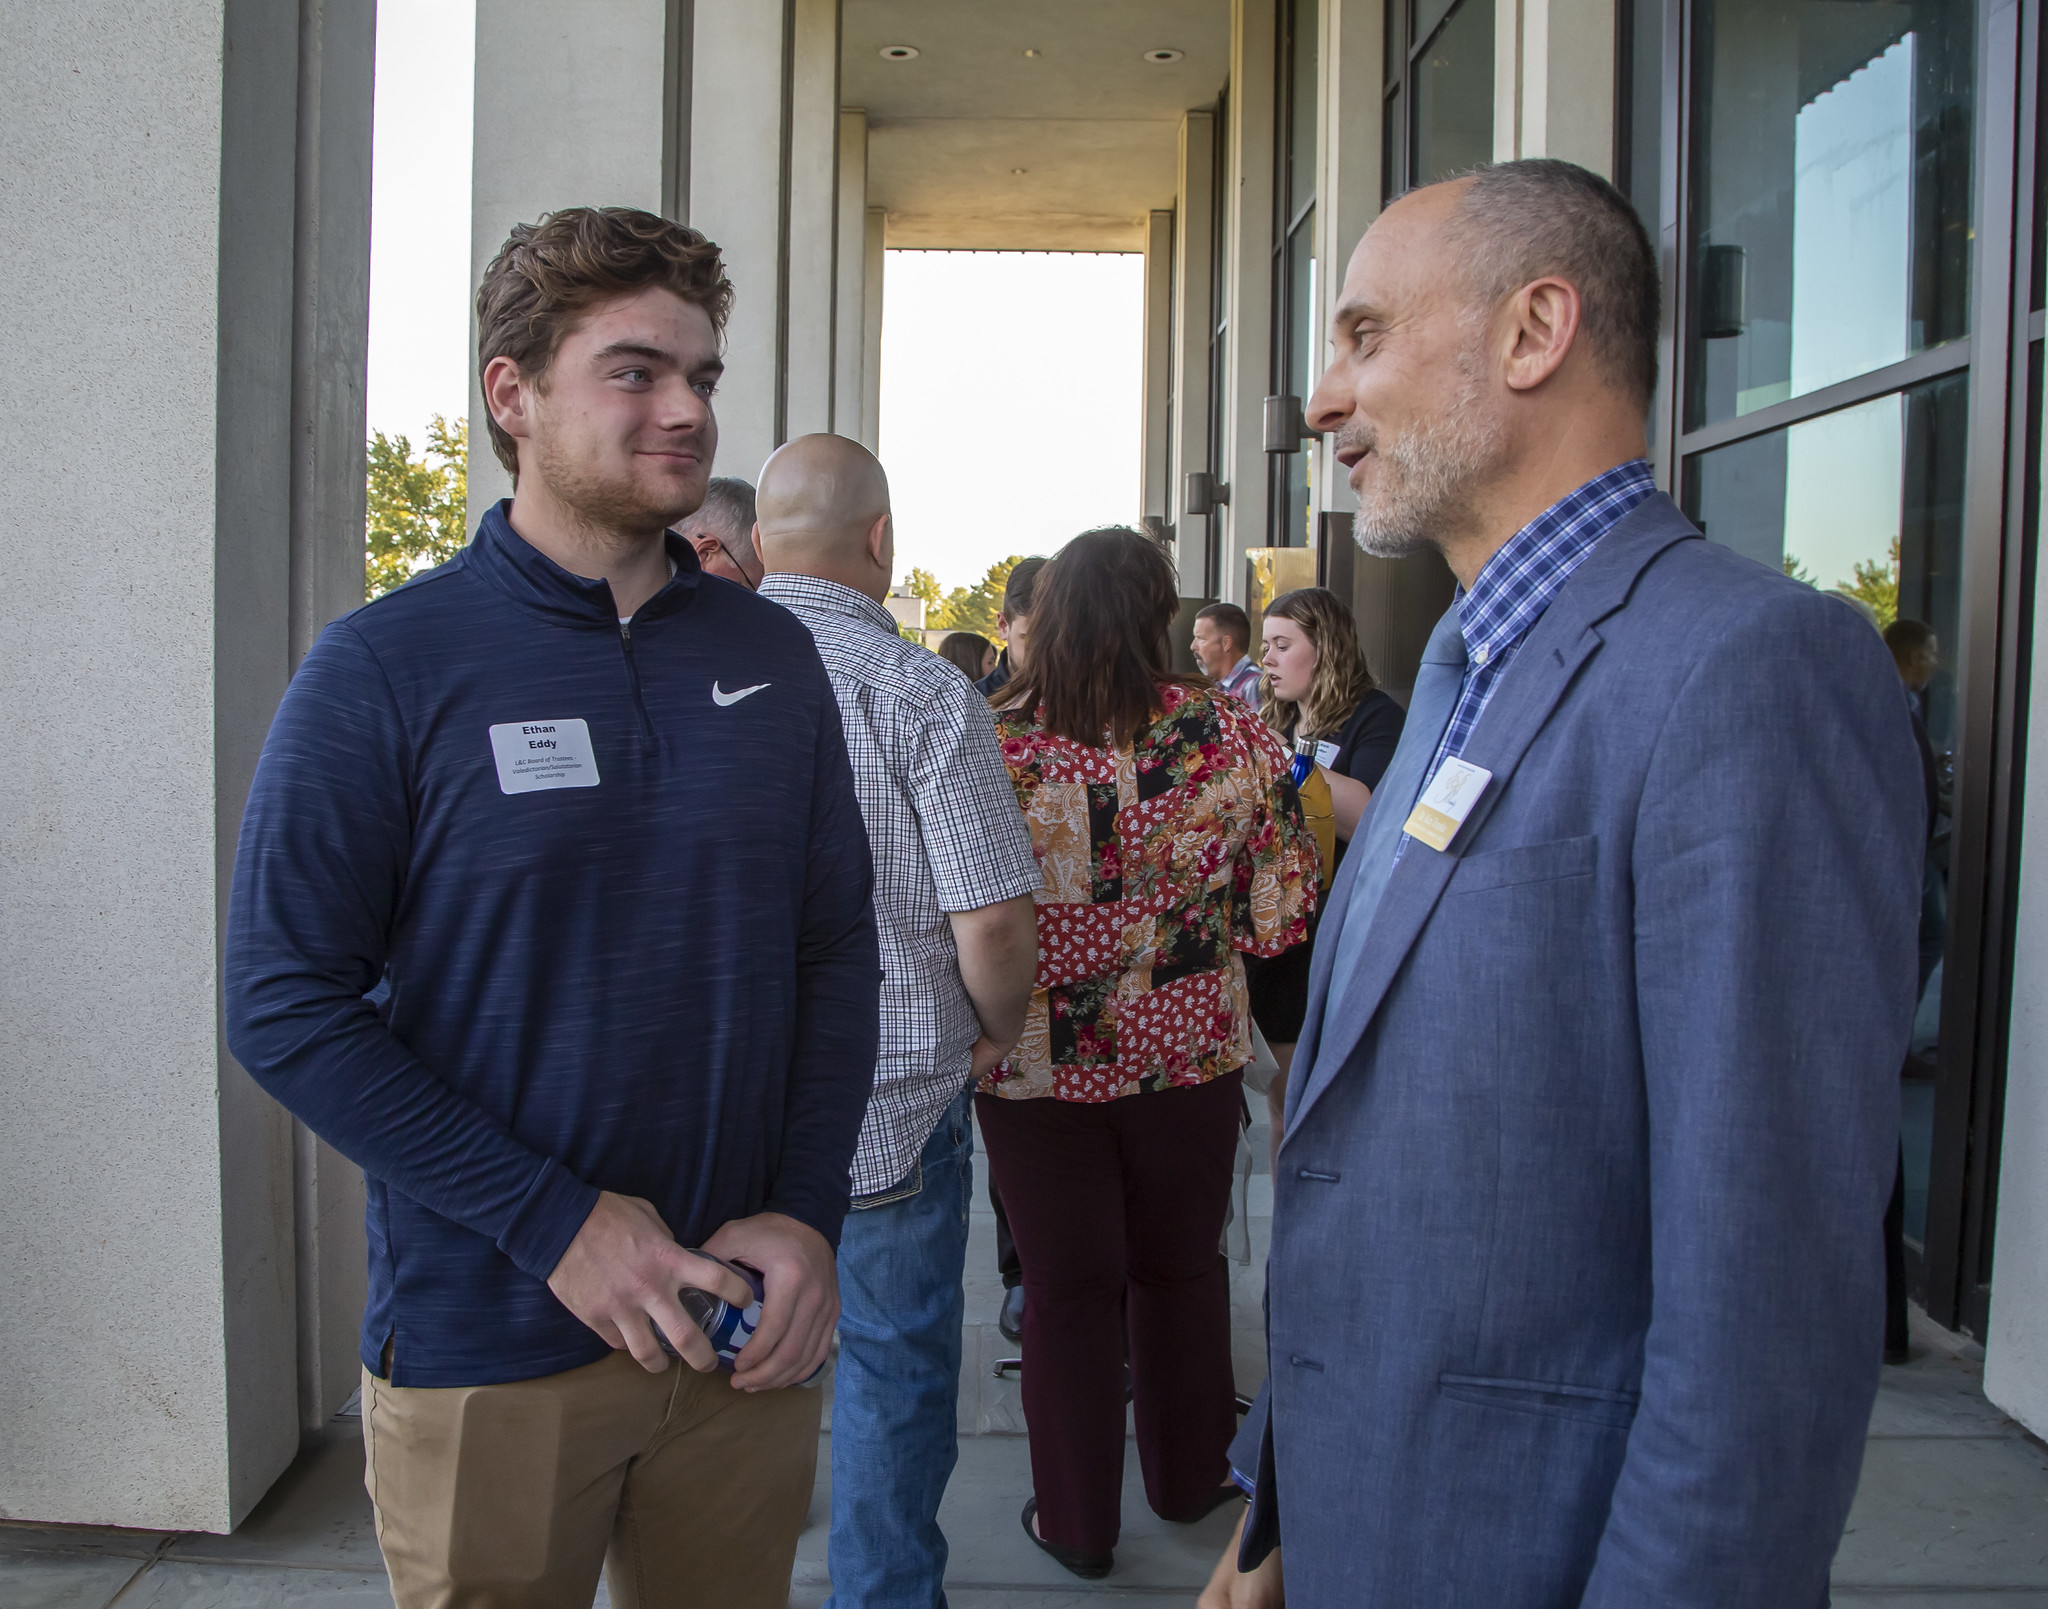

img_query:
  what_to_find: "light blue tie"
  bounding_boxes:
[1319,612,1469,1017]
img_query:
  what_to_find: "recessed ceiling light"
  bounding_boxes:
[1144,48,1185,63]
[879,44,919,60]
[1023,48,1043,58]
[1011,167,1028,175]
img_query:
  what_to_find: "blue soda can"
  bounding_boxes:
[657,1254,824,1386]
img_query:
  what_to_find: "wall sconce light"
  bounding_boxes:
[1184,471,1229,516]
[1699,243,1746,339]
[1263,394,1319,453]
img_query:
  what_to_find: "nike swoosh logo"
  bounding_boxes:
[712,681,771,707]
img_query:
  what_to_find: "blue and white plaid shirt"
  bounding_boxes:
[1417,458,1656,797]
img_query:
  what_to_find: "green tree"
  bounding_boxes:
[366,415,468,599]
[930,555,1028,637]
[1841,536,1900,630]
[1783,552,1815,585]
[904,567,945,610]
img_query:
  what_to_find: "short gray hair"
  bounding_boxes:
[1435,159,1660,410]
[693,476,757,542]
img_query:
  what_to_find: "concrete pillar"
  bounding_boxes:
[0,0,372,1531]
[862,207,886,451]
[688,0,845,482]
[1171,113,1217,599]
[1220,0,1279,602]
[1141,209,1177,532]
[1495,0,1617,174]
[783,0,842,443]
[467,0,690,523]
[1310,0,1384,531]
[1988,396,2048,1433]
[836,109,870,444]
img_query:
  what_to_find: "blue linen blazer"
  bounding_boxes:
[1233,493,1924,1606]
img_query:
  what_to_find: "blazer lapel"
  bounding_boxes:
[1286,496,1702,1137]
[1287,607,1464,1107]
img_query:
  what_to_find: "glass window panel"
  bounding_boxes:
[1624,0,1664,237]
[1684,0,1974,430]
[1415,0,1457,60]
[1384,84,1405,200]
[1412,0,1495,187]
[1289,0,1319,218]
[1682,370,1968,1248]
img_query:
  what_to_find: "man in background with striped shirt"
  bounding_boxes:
[759,434,1041,1609]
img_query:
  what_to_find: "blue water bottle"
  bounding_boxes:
[1290,731,1318,787]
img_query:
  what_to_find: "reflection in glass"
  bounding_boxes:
[1685,0,1973,429]
[1413,0,1494,187]
[1288,0,1318,219]
[1682,371,1967,1248]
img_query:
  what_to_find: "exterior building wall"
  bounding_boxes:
[0,0,372,1530]
[1494,0,1618,173]
[1170,111,1217,599]
[1220,0,1280,603]
[1142,209,1177,531]
[466,0,683,526]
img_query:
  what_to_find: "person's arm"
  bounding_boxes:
[1200,1510,1284,1609]
[1323,771,1371,841]
[725,681,881,1390]
[224,623,742,1373]
[949,893,1038,1078]
[915,670,1044,1078]
[1578,594,1924,1605]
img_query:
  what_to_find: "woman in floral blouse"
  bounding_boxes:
[979,526,1317,1578]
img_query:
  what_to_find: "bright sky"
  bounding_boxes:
[365,0,475,440]
[880,251,1145,590]
[365,7,1145,591]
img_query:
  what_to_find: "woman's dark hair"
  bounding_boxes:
[999,526,1198,747]
[937,631,994,679]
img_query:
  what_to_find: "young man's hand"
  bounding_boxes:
[1198,1512,1284,1609]
[547,1190,753,1374]
[703,1211,839,1391]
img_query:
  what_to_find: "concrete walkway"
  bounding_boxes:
[8,1133,2048,1607]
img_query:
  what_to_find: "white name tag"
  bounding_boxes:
[1314,739,1341,769]
[489,719,600,795]
[1402,757,1492,852]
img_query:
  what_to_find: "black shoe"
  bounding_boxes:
[999,1284,1025,1343]
[1021,1496,1112,1579]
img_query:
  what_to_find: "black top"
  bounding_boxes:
[1300,687,1406,790]
[974,651,1013,698]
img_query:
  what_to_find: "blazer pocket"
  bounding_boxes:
[1449,833,1598,895]
[1438,1371,1639,1428]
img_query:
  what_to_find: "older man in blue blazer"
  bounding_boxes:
[1200,161,1923,1608]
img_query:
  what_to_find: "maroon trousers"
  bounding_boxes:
[975,1070,1244,1554]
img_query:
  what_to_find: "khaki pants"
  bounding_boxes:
[362,1351,822,1609]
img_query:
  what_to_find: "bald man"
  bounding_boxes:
[757,434,1041,1609]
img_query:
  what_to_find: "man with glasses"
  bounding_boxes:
[676,475,764,589]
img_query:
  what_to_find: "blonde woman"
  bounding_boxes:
[1247,587,1405,1131]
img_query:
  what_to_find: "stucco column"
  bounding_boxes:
[1495,0,1617,174]
[837,109,872,446]
[0,0,372,1530]
[1220,0,1279,602]
[863,207,887,451]
[1171,111,1218,599]
[468,0,689,524]
[1141,209,1177,534]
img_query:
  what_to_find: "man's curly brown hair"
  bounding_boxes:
[475,206,734,476]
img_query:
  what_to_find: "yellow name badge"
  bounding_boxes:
[1402,757,1493,852]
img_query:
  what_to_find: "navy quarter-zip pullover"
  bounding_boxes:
[225,503,881,1388]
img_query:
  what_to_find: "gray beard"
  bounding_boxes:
[1345,368,1505,560]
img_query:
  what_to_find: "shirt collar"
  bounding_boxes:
[1456,459,1656,668]
[758,571,900,636]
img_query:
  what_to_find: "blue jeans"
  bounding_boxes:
[826,1089,973,1609]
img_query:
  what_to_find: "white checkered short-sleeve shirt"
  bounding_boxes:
[761,573,1042,1196]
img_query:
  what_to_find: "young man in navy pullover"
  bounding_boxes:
[225,207,880,1609]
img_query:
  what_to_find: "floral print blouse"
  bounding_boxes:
[980,680,1317,1103]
